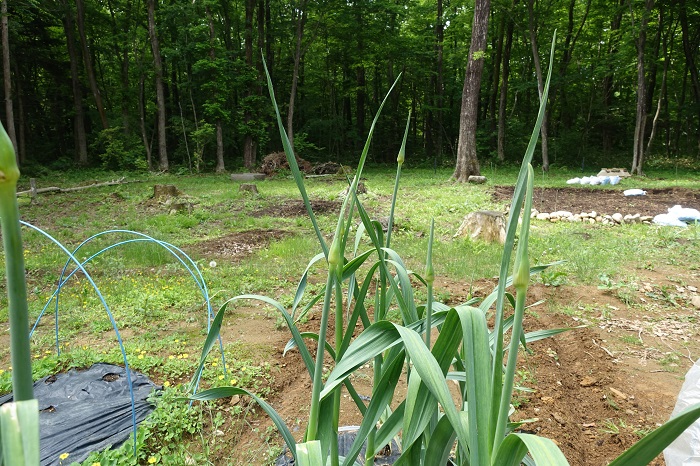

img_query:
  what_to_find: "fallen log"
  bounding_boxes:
[17,177,133,196]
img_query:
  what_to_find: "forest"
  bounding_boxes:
[0,0,698,176]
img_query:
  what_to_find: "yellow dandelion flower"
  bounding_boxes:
[182,353,189,358]
[163,381,170,388]
[168,355,175,360]
[138,355,144,360]
[211,362,218,367]
[59,452,70,460]
[230,379,237,385]
[218,375,224,380]
[92,463,101,466]
[148,456,158,464]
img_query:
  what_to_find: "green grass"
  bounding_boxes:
[1,166,699,464]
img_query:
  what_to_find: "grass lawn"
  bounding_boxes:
[1,165,699,465]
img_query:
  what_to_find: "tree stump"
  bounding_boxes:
[339,182,366,198]
[454,211,506,244]
[152,184,181,199]
[239,183,259,195]
[168,202,193,215]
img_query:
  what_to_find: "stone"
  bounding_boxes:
[692,296,700,309]
[467,175,487,184]
[454,210,506,244]
[580,376,598,387]
[536,212,551,220]
[239,183,259,194]
[230,173,266,181]
[612,213,624,224]
[551,210,573,218]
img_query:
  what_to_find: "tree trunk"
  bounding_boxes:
[243,0,256,169]
[678,0,700,152]
[106,0,132,133]
[76,0,108,130]
[631,0,653,176]
[355,5,366,142]
[549,0,590,131]
[489,12,504,143]
[497,8,515,162]
[1,0,17,161]
[287,0,307,150]
[138,71,152,170]
[601,0,625,153]
[435,0,444,161]
[453,0,490,181]
[527,0,549,171]
[206,5,225,173]
[61,0,88,165]
[147,0,168,171]
[14,61,24,163]
[647,6,670,153]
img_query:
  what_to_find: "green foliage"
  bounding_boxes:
[187,35,700,466]
[91,128,148,171]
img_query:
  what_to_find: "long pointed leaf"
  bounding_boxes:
[609,403,700,466]
[191,387,297,462]
[493,433,568,466]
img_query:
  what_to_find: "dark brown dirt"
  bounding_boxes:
[193,229,289,260]
[205,187,700,465]
[251,199,340,218]
[492,186,700,216]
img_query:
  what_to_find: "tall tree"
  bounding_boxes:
[497,1,515,162]
[206,4,225,173]
[147,0,168,171]
[60,0,88,164]
[243,0,256,169]
[76,0,108,129]
[434,0,444,161]
[527,0,549,170]
[678,0,700,152]
[1,0,17,160]
[631,0,654,175]
[286,0,308,150]
[453,0,490,181]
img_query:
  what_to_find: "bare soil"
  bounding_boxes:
[203,186,700,465]
[251,199,340,218]
[492,186,700,216]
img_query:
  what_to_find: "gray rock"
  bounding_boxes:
[230,173,266,181]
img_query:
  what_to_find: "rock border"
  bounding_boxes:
[530,209,653,225]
